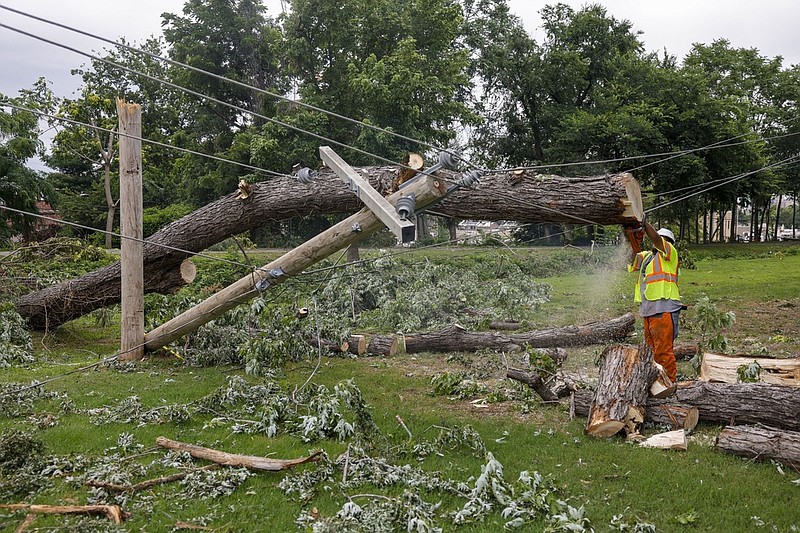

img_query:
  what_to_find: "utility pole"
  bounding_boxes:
[143,149,451,352]
[117,98,144,361]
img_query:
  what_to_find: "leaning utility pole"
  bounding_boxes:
[117,98,144,361]
[143,147,460,351]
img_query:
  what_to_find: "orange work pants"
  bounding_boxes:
[643,312,677,382]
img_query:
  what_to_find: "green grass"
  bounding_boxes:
[2,243,799,532]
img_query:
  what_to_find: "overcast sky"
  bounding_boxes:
[1,0,798,99]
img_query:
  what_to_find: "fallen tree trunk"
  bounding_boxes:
[572,380,800,431]
[341,314,634,356]
[701,352,800,386]
[716,425,800,466]
[155,436,321,471]
[16,169,642,329]
[585,344,661,438]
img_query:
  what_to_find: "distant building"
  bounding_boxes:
[33,200,62,240]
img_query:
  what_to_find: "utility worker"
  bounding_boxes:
[628,220,682,382]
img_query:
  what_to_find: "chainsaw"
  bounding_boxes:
[623,224,645,254]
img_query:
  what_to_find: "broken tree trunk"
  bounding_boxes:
[586,344,661,438]
[338,314,634,356]
[16,170,643,329]
[155,436,321,471]
[716,425,800,466]
[572,380,800,431]
[507,368,559,402]
[700,352,800,386]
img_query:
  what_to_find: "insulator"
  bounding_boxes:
[458,170,482,188]
[296,167,316,184]
[395,195,417,220]
[437,150,459,170]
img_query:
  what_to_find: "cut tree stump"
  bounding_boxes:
[700,353,800,386]
[585,344,661,438]
[573,381,800,431]
[716,425,800,466]
[335,314,633,356]
[16,170,643,329]
[155,436,321,471]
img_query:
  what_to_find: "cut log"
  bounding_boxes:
[155,436,322,471]
[586,344,661,438]
[649,362,677,399]
[337,314,633,356]
[674,343,700,361]
[639,429,687,451]
[16,170,642,329]
[0,504,127,524]
[700,352,800,386]
[507,368,559,403]
[572,380,800,431]
[716,425,800,466]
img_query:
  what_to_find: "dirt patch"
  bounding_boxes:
[726,297,800,356]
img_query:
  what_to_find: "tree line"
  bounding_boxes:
[1,0,798,246]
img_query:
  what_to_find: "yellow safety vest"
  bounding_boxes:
[628,241,680,303]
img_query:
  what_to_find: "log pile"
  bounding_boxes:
[572,380,800,432]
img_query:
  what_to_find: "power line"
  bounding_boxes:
[0,21,412,170]
[0,3,448,158]
[647,155,800,214]
[2,101,289,180]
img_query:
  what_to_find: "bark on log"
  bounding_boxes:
[700,352,800,386]
[155,436,321,471]
[674,343,700,361]
[572,380,800,431]
[507,368,559,402]
[716,425,800,466]
[585,344,660,438]
[16,169,641,329]
[341,314,633,356]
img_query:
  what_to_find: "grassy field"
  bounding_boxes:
[1,242,799,532]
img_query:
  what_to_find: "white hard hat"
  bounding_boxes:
[657,228,675,243]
